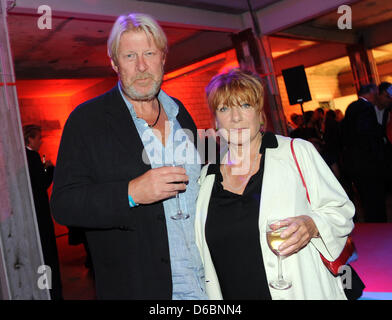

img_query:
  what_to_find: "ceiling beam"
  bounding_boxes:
[12,0,244,32]
[362,19,392,49]
[242,0,362,36]
[277,24,357,44]
[272,42,349,75]
[165,31,233,72]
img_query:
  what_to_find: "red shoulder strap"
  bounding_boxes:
[290,139,311,204]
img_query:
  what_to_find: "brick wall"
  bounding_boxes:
[16,48,238,169]
[162,70,216,129]
[20,49,374,164]
[16,49,236,167]
[162,49,239,129]
[17,78,117,165]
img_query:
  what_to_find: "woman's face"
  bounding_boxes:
[215,101,264,146]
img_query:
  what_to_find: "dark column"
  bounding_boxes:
[347,43,380,91]
[231,29,288,136]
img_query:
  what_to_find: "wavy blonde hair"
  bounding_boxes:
[107,13,168,65]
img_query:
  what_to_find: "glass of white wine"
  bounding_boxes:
[170,162,190,220]
[266,219,292,290]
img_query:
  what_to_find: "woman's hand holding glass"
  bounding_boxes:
[275,215,319,257]
[266,216,318,290]
[266,219,292,290]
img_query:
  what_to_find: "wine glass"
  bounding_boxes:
[170,163,190,220]
[266,219,292,290]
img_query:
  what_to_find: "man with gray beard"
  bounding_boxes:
[50,13,207,299]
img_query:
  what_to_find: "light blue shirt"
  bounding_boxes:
[118,83,208,300]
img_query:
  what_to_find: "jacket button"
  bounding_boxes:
[160,257,169,264]
[157,215,165,221]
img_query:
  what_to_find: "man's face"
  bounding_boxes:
[378,89,392,109]
[368,89,379,105]
[111,30,165,101]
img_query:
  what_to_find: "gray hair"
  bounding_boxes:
[107,13,168,65]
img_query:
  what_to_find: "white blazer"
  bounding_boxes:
[195,135,355,300]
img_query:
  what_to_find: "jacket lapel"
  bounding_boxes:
[174,99,200,150]
[103,86,151,172]
[103,88,200,171]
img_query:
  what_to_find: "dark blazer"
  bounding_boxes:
[381,107,392,179]
[341,98,386,177]
[25,148,63,300]
[50,86,198,299]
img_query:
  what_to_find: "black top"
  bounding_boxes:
[205,132,278,300]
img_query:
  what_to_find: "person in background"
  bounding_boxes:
[50,13,207,299]
[195,69,356,300]
[285,115,295,135]
[385,85,392,144]
[23,124,63,300]
[310,107,325,139]
[375,82,392,128]
[290,110,323,153]
[376,82,392,147]
[323,109,343,179]
[341,84,387,222]
[377,82,392,217]
[289,113,303,130]
[335,109,344,122]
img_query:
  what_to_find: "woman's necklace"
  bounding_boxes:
[223,145,261,192]
[148,99,161,128]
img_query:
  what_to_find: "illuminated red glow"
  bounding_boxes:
[17,50,238,162]
[350,223,392,293]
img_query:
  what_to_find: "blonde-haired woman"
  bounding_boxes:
[195,69,356,300]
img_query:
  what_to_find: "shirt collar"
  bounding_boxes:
[259,131,278,153]
[207,131,278,175]
[117,81,179,120]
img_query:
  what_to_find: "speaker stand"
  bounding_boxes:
[299,101,306,125]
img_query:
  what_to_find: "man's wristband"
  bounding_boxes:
[128,194,139,208]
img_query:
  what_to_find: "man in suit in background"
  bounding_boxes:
[385,85,392,145]
[50,13,207,299]
[23,124,63,300]
[342,84,387,222]
[377,82,392,218]
[377,82,392,142]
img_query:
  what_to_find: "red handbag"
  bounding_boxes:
[290,139,356,276]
